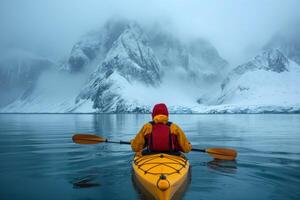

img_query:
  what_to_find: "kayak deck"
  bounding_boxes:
[132,153,190,200]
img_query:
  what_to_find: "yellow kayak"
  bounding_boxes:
[132,153,190,200]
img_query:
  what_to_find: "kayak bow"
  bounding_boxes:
[132,153,190,200]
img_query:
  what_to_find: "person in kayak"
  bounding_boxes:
[131,103,192,154]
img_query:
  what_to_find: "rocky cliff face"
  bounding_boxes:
[100,23,161,86]
[75,23,161,111]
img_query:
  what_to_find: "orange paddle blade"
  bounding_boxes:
[206,148,237,160]
[72,134,107,144]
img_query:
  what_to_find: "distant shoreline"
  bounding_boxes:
[0,112,299,115]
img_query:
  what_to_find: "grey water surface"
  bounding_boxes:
[0,114,299,200]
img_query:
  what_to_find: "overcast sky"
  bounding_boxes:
[0,0,299,65]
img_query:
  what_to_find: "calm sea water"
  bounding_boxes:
[0,114,299,200]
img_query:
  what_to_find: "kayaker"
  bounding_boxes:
[131,103,192,154]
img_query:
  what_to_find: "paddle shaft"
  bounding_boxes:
[106,140,131,145]
[191,148,206,153]
[105,140,206,152]
[110,143,214,157]
[72,134,236,160]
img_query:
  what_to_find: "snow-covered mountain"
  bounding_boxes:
[61,20,228,112]
[1,19,299,113]
[0,19,228,113]
[0,49,53,107]
[206,49,300,113]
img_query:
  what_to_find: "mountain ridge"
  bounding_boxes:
[0,20,299,114]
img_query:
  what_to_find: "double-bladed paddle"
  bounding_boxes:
[72,134,237,160]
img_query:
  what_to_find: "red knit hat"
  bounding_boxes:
[152,103,169,118]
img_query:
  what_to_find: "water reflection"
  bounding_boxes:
[0,114,300,200]
[72,175,101,188]
[207,159,237,173]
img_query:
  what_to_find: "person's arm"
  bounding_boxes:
[130,123,152,152]
[171,124,192,153]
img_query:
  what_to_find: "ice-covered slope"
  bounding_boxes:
[205,49,300,113]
